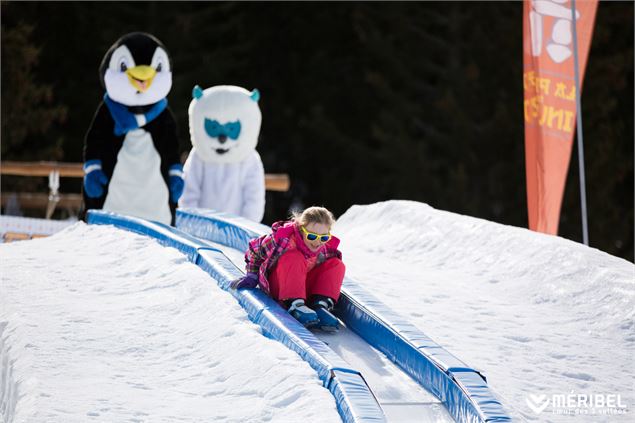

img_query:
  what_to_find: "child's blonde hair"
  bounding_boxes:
[292,206,336,228]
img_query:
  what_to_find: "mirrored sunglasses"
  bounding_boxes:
[301,226,331,243]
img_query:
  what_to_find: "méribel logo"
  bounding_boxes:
[526,394,550,414]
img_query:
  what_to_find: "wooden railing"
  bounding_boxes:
[0,161,291,192]
[1,192,83,209]
[1,161,290,218]
[1,161,85,178]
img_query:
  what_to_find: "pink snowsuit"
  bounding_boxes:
[244,221,345,302]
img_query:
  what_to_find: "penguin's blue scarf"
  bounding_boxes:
[103,94,168,136]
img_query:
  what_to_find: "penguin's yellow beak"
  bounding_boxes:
[126,65,157,93]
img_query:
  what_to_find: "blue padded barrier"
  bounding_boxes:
[256,307,342,381]
[449,370,510,421]
[337,283,510,422]
[330,370,385,423]
[224,288,385,422]
[339,282,475,373]
[196,249,244,291]
[175,208,512,423]
[177,208,267,252]
[88,210,386,423]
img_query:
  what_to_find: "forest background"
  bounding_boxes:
[1,1,633,261]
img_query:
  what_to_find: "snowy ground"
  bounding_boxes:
[0,224,340,422]
[1,200,633,422]
[335,200,634,422]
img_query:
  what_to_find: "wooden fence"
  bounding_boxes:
[1,161,290,219]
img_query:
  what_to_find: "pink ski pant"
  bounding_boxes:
[268,250,345,302]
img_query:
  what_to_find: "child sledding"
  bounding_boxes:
[231,206,345,331]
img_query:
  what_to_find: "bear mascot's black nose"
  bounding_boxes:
[218,135,227,144]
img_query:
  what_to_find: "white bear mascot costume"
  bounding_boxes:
[179,85,266,222]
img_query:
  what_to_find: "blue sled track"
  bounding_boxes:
[175,208,512,423]
[87,210,385,423]
[87,209,512,423]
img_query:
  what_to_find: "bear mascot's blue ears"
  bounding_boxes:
[250,89,260,102]
[192,85,259,102]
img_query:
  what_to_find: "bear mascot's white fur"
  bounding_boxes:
[179,85,265,222]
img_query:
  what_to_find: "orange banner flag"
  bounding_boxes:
[523,0,598,234]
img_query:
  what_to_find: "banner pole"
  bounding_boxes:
[571,0,590,246]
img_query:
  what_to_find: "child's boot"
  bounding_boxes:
[311,296,340,332]
[287,298,319,327]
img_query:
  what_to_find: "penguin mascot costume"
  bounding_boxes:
[82,32,183,225]
[179,85,265,222]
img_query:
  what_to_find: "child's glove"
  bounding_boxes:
[168,164,184,203]
[229,273,259,290]
[83,160,109,198]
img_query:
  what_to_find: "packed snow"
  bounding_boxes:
[335,200,634,422]
[1,200,633,422]
[0,223,340,422]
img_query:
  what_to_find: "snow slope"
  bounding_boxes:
[0,223,340,422]
[335,200,634,422]
[1,199,633,422]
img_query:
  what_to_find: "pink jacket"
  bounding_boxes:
[244,220,342,294]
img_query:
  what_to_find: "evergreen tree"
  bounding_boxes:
[1,20,66,160]
[0,1,632,260]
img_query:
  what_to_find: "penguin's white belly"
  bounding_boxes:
[103,129,171,224]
